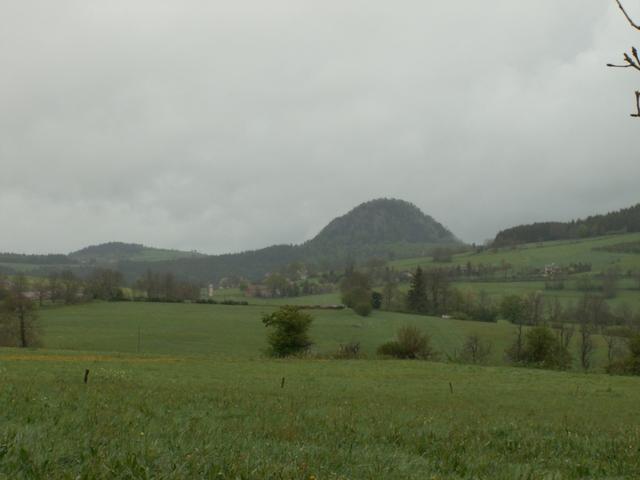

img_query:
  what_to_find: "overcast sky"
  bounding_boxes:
[2,1,639,254]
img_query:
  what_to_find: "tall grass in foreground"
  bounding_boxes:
[1,353,640,479]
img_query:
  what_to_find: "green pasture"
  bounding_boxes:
[1,351,640,479]
[211,288,342,307]
[451,280,640,311]
[40,302,614,370]
[40,302,506,360]
[391,233,640,272]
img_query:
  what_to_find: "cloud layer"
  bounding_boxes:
[1,1,639,253]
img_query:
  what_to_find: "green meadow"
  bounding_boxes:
[391,233,640,272]
[39,302,510,361]
[2,347,640,479]
[37,302,616,369]
[3,232,640,479]
[447,280,640,311]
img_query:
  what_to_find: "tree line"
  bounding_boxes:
[0,268,203,348]
[492,203,640,247]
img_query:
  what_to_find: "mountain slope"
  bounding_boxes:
[307,199,457,250]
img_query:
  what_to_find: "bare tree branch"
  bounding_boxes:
[607,49,640,71]
[615,0,640,30]
[609,2,639,117]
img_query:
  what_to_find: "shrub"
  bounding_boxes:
[353,301,373,317]
[500,295,525,323]
[377,341,407,358]
[377,326,437,360]
[262,306,313,357]
[507,326,572,370]
[471,303,499,323]
[607,334,640,375]
[220,300,249,306]
[371,291,382,310]
[340,271,372,309]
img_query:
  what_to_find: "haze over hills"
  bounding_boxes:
[0,199,459,282]
[117,198,460,283]
[5,199,640,283]
[0,243,204,276]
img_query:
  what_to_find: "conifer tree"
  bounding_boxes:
[407,267,429,313]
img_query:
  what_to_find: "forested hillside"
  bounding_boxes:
[493,203,640,247]
[307,199,456,250]
[70,242,204,264]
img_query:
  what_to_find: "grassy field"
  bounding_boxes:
[39,302,615,370]
[448,280,640,311]
[391,233,640,272]
[2,238,640,479]
[40,302,510,361]
[210,289,342,307]
[1,350,640,479]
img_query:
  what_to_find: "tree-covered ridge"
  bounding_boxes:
[493,203,640,247]
[0,253,76,265]
[307,198,457,250]
[71,242,148,257]
[117,244,305,284]
[70,242,204,263]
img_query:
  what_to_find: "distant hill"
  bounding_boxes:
[116,199,460,283]
[493,203,640,247]
[1,199,459,282]
[307,199,456,250]
[70,242,204,264]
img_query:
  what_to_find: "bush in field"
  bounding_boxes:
[507,326,572,370]
[607,334,640,375]
[340,270,373,317]
[471,301,499,323]
[371,291,382,310]
[500,294,526,323]
[377,326,437,360]
[262,306,313,357]
[353,301,373,317]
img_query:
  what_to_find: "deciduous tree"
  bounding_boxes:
[262,306,313,357]
[0,275,40,348]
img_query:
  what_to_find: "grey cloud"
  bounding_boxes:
[1,1,639,253]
